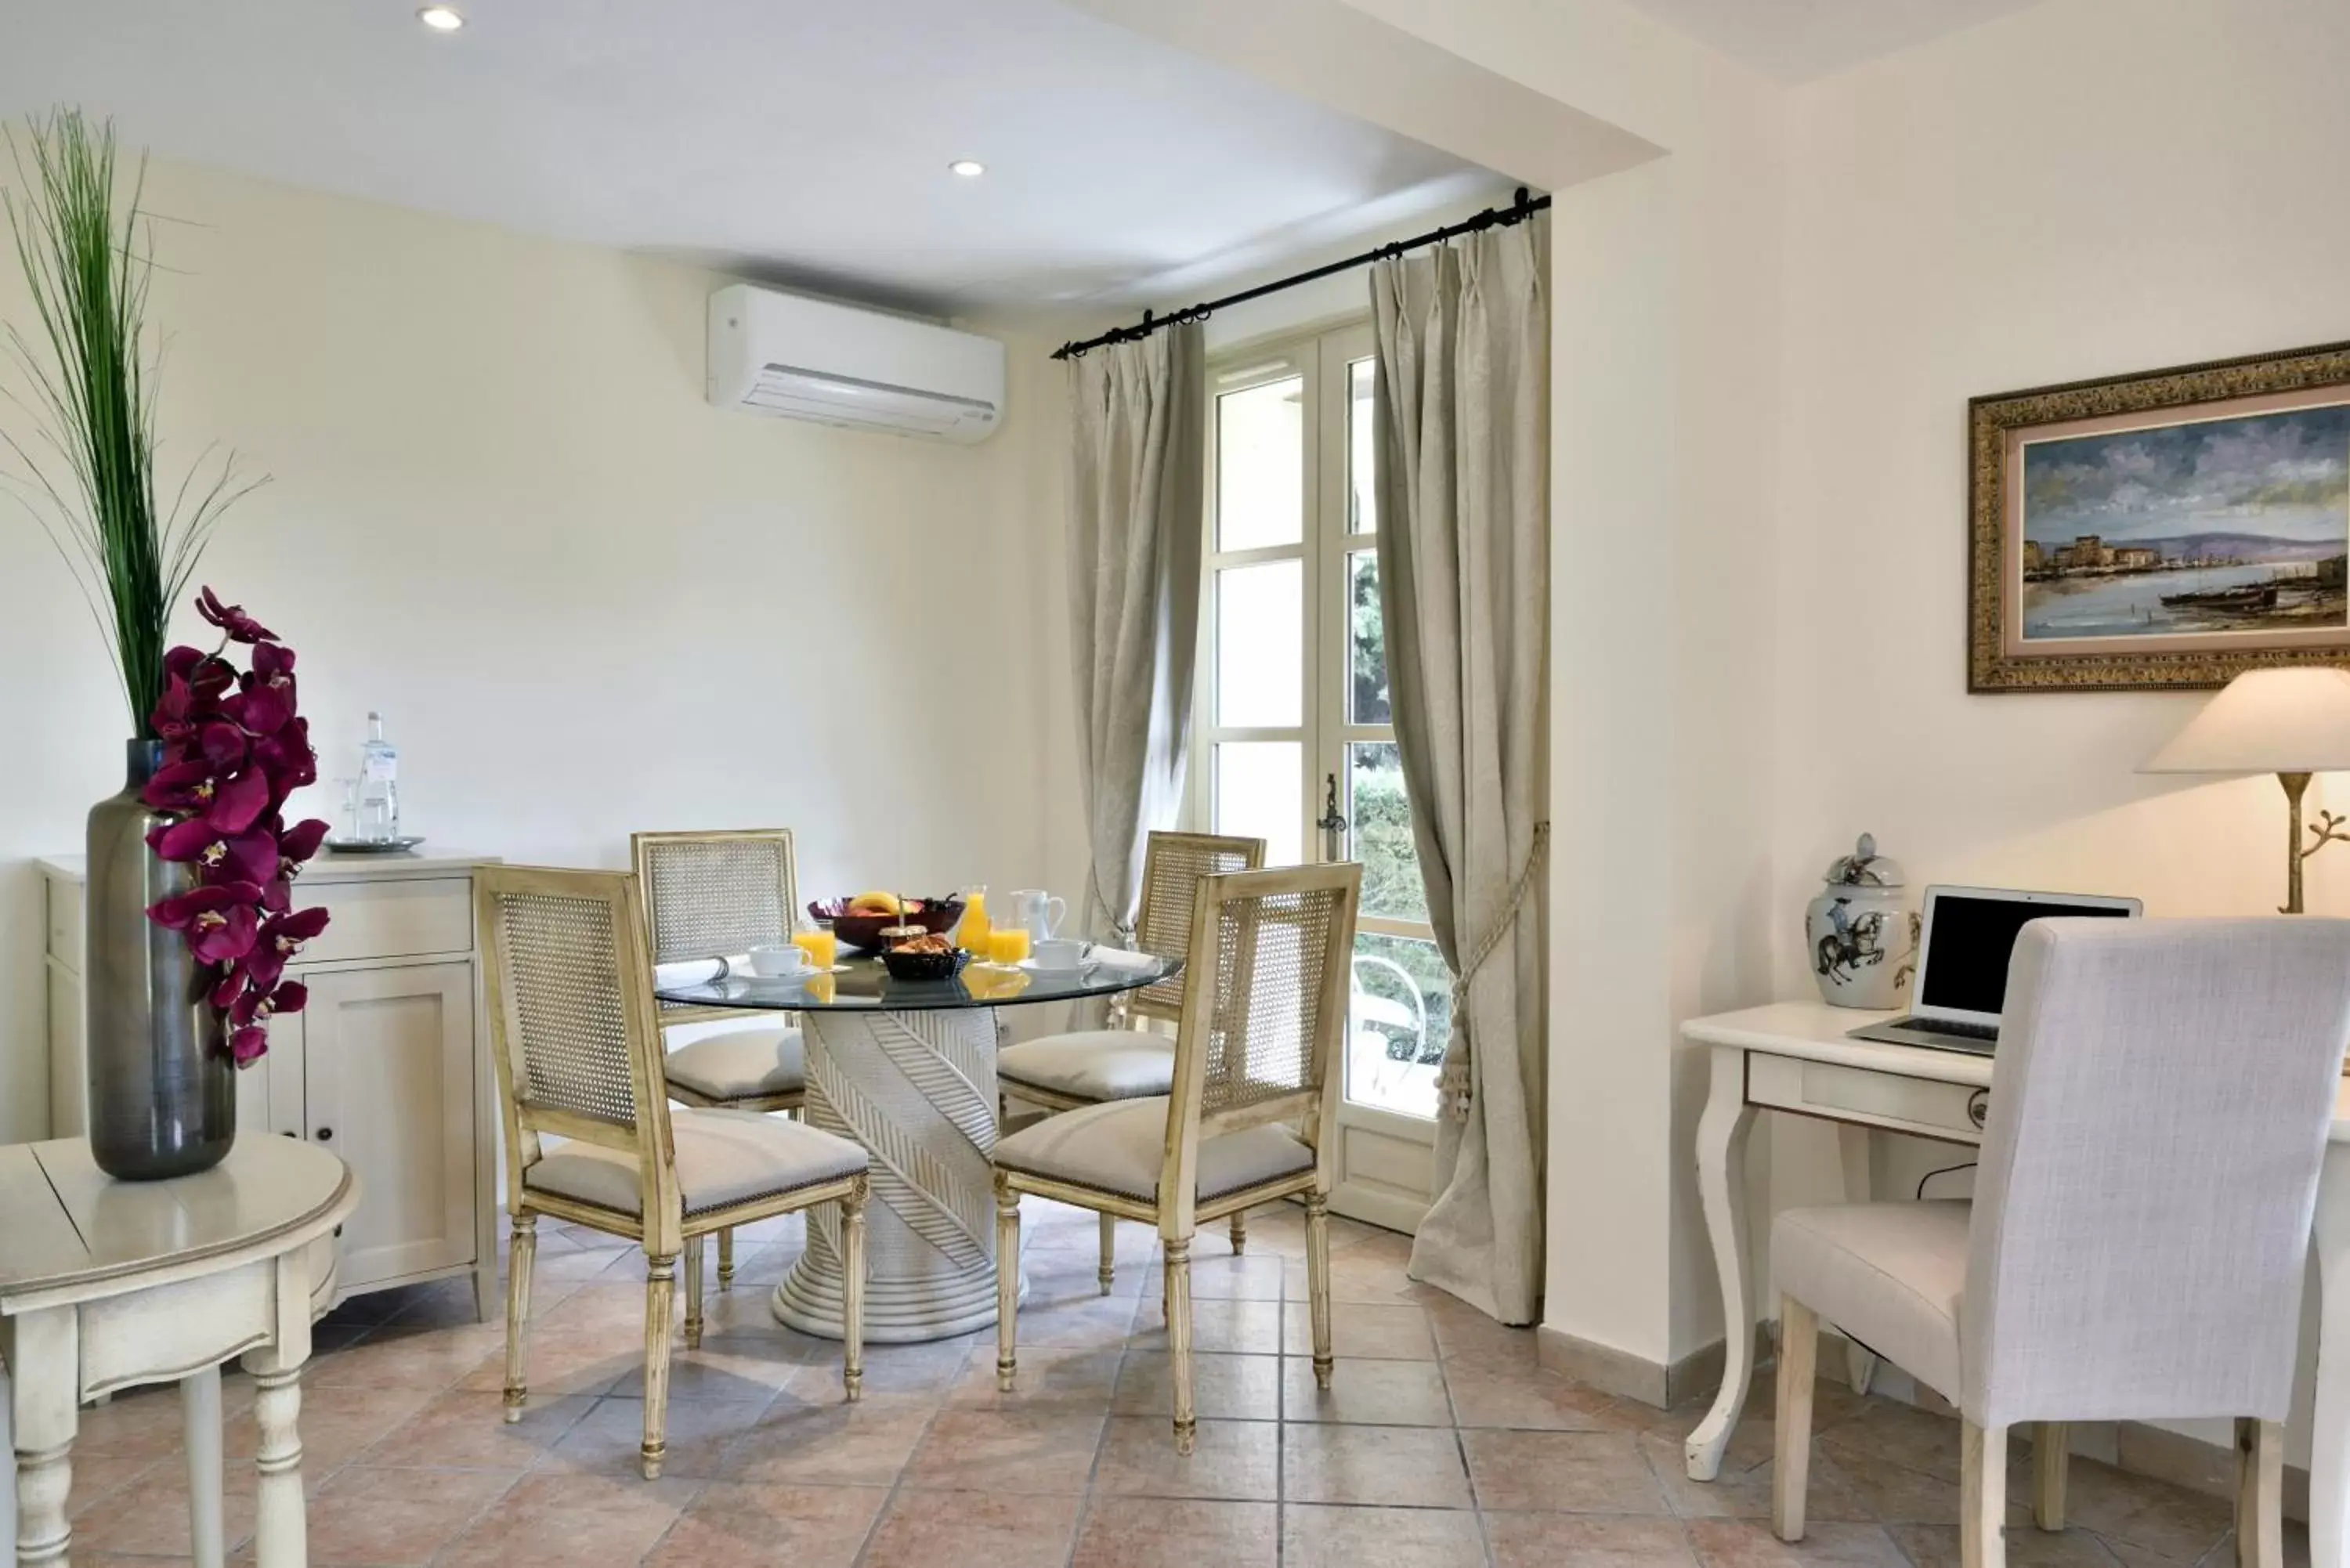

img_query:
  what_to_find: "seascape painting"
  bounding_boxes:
[2019,402,2350,642]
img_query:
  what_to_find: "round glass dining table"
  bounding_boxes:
[656,951,1183,1342]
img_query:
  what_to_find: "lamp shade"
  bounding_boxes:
[2142,667,2350,775]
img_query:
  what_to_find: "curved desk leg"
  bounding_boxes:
[2309,1142,2350,1568]
[1687,1044,1758,1481]
[182,1363,225,1568]
[9,1308,76,1566]
[1836,1125,1879,1397]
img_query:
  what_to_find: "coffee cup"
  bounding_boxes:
[1030,938,1086,971]
[746,944,812,977]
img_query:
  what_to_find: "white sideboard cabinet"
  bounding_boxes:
[39,849,501,1319]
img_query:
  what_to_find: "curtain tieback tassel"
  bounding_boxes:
[1440,819,1551,1122]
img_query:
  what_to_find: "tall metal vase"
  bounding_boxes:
[85,738,236,1180]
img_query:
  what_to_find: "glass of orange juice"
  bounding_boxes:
[988,925,1032,967]
[791,925,838,970]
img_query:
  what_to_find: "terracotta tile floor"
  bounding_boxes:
[53,1199,2301,1567]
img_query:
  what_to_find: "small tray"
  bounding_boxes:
[324,836,424,854]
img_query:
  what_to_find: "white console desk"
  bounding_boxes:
[1681,1001,2350,1568]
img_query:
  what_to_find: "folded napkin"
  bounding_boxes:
[1086,946,1161,976]
[653,956,742,990]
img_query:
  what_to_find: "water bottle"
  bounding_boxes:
[356,712,400,842]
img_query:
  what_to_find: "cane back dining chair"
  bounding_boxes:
[477,865,872,1480]
[996,829,1266,1286]
[1770,917,2350,1568]
[631,828,805,1290]
[992,861,1362,1454]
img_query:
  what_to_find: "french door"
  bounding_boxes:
[1194,320,1449,1233]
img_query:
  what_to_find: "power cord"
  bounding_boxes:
[1917,1162,1977,1200]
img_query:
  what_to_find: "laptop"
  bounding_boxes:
[1846,884,2142,1054]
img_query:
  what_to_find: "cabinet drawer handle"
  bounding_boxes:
[316,1126,334,1143]
[1966,1089,1989,1129]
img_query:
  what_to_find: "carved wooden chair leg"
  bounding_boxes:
[502,1210,537,1422]
[1166,1234,1197,1454]
[996,1176,1022,1391]
[717,1227,736,1292]
[2034,1423,2070,1531]
[1098,1212,1117,1295]
[1961,1420,2008,1568]
[1773,1295,1819,1541]
[682,1236,705,1349]
[641,1253,677,1480]
[842,1178,869,1403]
[1230,1208,1247,1255]
[1304,1194,1334,1389]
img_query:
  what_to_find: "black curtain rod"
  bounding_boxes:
[1051,185,1549,361]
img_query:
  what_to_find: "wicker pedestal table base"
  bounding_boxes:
[772,1005,1028,1341]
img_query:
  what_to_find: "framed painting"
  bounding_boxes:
[1969,340,2350,692]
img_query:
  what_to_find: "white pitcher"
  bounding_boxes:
[1007,888,1067,944]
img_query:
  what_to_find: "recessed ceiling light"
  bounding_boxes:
[417,5,465,31]
[949,160,986,179]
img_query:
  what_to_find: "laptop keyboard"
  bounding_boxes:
[1902,1015,1999,1042]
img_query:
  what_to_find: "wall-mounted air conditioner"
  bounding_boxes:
[707,284,1003,444]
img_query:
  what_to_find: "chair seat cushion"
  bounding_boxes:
[1773,1200,1970,1402]
[997,1031,1174,1102]
[995,1096,1314,1205]
[663,1020,804,1101]
[526,1107,866,1218]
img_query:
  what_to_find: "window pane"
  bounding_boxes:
[1215,560,1303,728]
[1347,550,1389,724]
[1349,742,1428,923]
[1213,742,1301,866]
[1348,358,1376,535]
[1346,930,1449,1119]
[1217,376,1303,551]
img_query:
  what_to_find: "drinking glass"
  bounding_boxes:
[792,926,839,970]
[988,926,1032,967]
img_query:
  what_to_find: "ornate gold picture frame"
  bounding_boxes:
[1969,341,2350,692]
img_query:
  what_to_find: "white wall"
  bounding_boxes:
[1769,0,2350,1454]
[0,155,1084,1139]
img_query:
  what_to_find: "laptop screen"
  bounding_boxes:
[1917,894,2137,1017]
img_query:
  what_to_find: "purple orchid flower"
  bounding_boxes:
[199,721,249,771]
[279,817,330,867]
[253,719,317,792]
[146,591,328,1067]
[196,587,275,645]
[203,768,270,836]
[147,883,265,966]
[230,978,307,1030]
[142,757,219,814]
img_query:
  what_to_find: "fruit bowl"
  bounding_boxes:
[882,941,972,981]
[809,895,966,953]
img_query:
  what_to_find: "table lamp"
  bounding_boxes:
[2142,667,2350,913]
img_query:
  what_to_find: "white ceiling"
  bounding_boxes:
[1618,0,2050,81]
[0,0,1503,316]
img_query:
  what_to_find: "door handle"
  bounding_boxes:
[1317,773,1349,862]
[315,1126,334,1143]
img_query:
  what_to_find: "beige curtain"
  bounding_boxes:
[1066,325,1207,944]
[1370,219,1549,1324]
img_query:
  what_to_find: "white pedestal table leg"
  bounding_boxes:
[774,1006,1026,1342]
